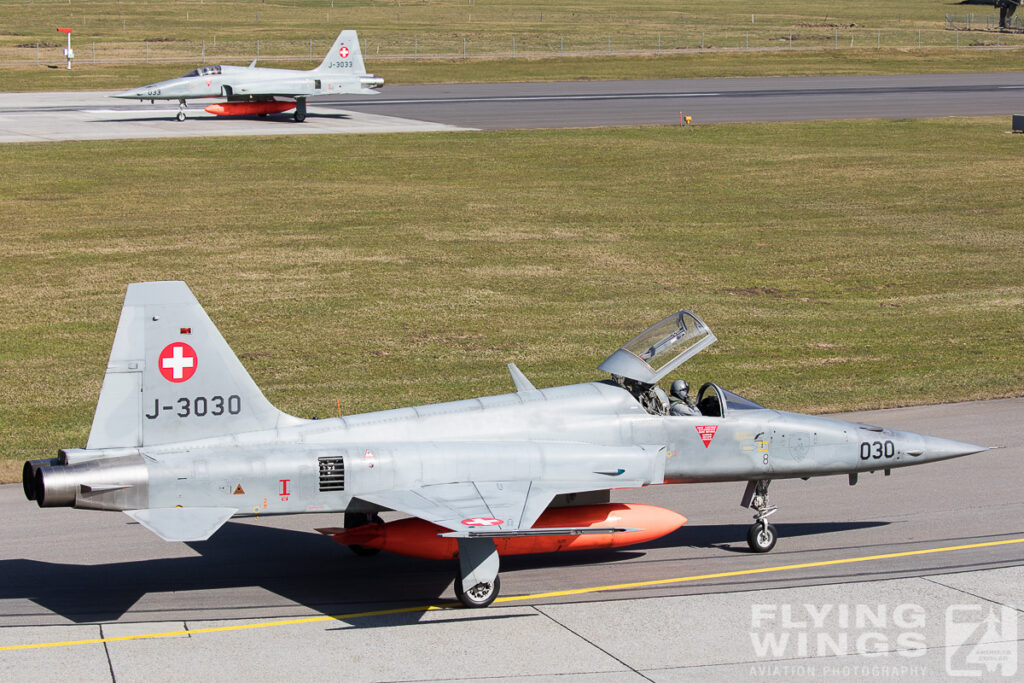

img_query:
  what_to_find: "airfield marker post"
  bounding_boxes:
[308,39,311,60]
[835,28,838,49]
[92,42,94,64]
[58,28,73,69]
[202,40,205,62]
[658,33,661,55]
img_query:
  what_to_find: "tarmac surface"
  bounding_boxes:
[1,398,1021,681]
[3,72,1024,142]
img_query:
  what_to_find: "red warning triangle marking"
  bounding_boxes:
[696,425,718,448]
[233,484,245,495]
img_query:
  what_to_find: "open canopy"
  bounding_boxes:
[598,310,716,384]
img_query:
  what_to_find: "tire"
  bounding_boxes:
[176,111,186,122]
[454,574,500,608]
[344,512,382,557]
[747,523,777,553]
[294,111,306,122]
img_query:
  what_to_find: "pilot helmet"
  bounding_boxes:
[670,379,690,400]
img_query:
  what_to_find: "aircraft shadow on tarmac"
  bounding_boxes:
[0,519,888,626]
[98,113,352,124]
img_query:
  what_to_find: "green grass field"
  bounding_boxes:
[1,0,1022,91]
[2,117,1022,483]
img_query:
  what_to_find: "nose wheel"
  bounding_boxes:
[176,99,187,121]
[747,521,778,553]
[742,479,778,553]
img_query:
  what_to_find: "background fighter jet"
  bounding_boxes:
[112,30,382,122]
[23,283,987,607]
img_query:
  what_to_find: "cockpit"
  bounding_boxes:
[183,65,222,78]
[599,310,764,417]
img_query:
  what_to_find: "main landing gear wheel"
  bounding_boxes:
[747,523,778,553]
[344,512,382,556]
[293,110,306,122]
[455,574,500,608]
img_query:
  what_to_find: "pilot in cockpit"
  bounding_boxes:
[669,379,701,416]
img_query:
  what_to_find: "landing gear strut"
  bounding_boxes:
[455,537,500,608]
[293,97,306,122]
[344,512,382,556]
[176,99,187,122]
[741,479,778,553]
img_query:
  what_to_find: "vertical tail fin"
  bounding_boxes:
[87,282,303,449]
[317,30,367,75]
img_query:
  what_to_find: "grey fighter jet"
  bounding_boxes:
[111,30,382,122]
[23,282,987,608]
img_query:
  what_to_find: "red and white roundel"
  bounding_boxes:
[338,45,350,58]
[158,343,198,383]
[461,517,503,527]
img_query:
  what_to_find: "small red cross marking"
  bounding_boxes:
[339,45,350,58]
[462,517,503,527]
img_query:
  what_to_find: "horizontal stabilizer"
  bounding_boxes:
[440,526,640,539]
[124,507,236,541]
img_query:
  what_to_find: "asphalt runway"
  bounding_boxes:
[3,72,1024,143]
[1,398,1021,680]
[318,72,1024,129]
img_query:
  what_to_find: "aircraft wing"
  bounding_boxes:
[357,479,646,537]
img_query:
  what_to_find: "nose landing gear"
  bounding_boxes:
[741,479,778,553]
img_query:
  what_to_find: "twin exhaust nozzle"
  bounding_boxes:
[22,455,148,510]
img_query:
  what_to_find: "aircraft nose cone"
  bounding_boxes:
[110,89,140,99]
[907,434,987,461]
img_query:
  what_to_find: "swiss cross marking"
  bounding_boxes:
[158,343,197,383]
[462,517,503,527]
[339,45,350,58]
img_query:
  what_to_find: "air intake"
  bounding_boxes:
[318,456,345,492]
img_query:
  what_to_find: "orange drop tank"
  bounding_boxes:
[203,101,296,116]
[323,503,686,560]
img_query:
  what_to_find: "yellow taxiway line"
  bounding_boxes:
[2,536,1022,652]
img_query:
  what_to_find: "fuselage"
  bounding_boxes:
[33,380,984,518]
[112,64,380,101]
